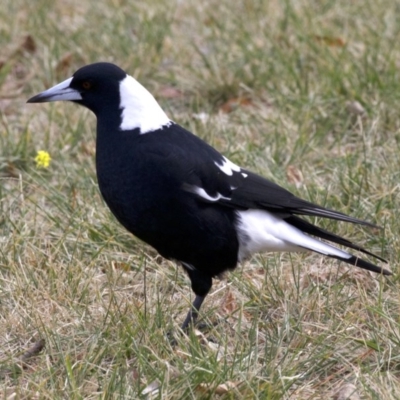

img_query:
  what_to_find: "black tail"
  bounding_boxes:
[330,254,391,275]
[285,215,391,276]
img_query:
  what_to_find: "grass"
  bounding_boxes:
[0,0,400,398]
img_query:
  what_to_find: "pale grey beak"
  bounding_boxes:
[27,77,82,103]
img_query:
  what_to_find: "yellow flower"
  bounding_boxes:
[35,150,51,168]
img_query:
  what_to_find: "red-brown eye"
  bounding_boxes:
[82,81,91,89]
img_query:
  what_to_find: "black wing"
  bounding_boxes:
[182,157,378,228]
[156,124,376,228]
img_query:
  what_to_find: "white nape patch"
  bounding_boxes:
[184,185,230,202]
[215,156,241,176]
[241,173,248,178]
[236,209,352,262]
[119,75,172,133]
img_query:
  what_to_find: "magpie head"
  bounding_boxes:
[28,62,171,133]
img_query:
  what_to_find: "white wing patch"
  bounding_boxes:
[119,75,172,133]
[236,209,352,262]
[215,156,241,176]
[184,185,231,202]
[182,262,196,271]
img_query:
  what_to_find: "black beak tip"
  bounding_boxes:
[27,94,44,103]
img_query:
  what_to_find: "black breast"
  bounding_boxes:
[95,124,239,277]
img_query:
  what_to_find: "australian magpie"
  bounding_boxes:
[28,62,391,330]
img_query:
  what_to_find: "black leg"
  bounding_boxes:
[181,295,206,330]
[179,265,212,331]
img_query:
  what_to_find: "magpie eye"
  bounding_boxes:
[82,81,92,90]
